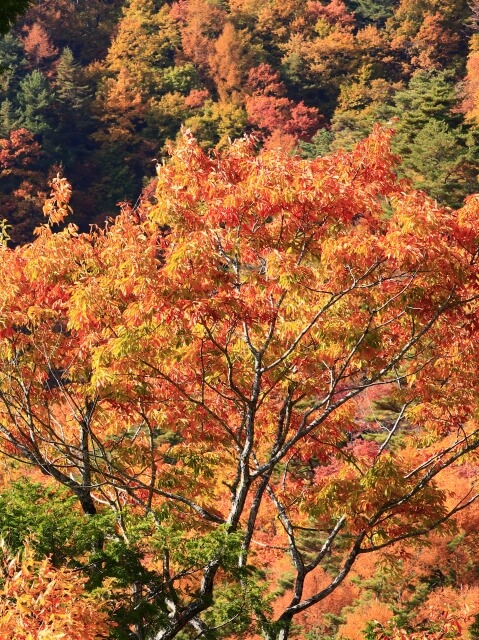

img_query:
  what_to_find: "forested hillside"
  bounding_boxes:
[1,0,479,242]
[3,2,479,640]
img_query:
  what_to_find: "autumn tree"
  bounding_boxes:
[386,0,470,73]
[22,22,58,73]
[208,21,253,102]
[23,0,124,65]
[278,6,387,117]
[245,63,322,147]
[174,0,228,77]
[183,96,248,148]
[0,127,47,244]
[462,34,479,123]
[106,0,180,95]
[3,127,479,639]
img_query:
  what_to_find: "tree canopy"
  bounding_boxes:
[2,128,479,638]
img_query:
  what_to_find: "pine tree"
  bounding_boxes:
[402,119,468,203]
[0,33,26,99]
[56,47,90,111]
[391,70,474,205]
[16,70,54,139]
[0,98,13,138]
[346,0,397,24]
[54,47,93,168]
[393,70,462,136]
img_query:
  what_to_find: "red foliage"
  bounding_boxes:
[184,88,210,108]
[246,63,286,97]
[246,64,323,141]
[0,128,42,170]
[307,0,355,28]
[0,128,47,243]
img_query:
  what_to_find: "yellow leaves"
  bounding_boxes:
[42,175,73,226]
[67,286,98,331]
[0,541,110,640]
[26,305,56,326]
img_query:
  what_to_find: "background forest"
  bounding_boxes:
[2,0,479,242]
[4,1,479,640]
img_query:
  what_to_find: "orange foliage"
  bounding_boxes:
[208,22,250,101]
[174,0,227,71]
[410,12,460,69]
[42,175,73,226]
[0,542,110,639]
[245,64,322,141]
[0,129,47,244]
[22,22,58,72]
[339,599,393,640]
[307,0,355,28]
[462,36,479,123]
[0,129,42,172]
[3,126,479,637]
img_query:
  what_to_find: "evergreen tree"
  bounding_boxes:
[346,0,397,24]
[402,119,468,204]
[301,70,478,206]
[391,71,474,206]
[0,33,26,99]
[56,47,90,111]
[16,70,54,139]
[54,47,93,168]
[393,70,462,138]
[300,128,334,157]
[0,99,13,138]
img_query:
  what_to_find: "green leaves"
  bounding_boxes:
[0,479,115,565]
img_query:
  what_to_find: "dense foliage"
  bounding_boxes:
[3,2,479,640]
[2,128,479,638]
[1,0,479,242]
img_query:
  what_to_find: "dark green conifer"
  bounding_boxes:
[0,98,13,138]
[55,47,90,111]
[392,71,474,206]
[346,0,397,24]
[16,69,54,138]
[0,34,26,98]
